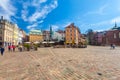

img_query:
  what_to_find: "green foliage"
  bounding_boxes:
[33,44,38,51]
[23,44,30,51]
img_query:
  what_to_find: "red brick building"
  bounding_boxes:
[103,30,120,46]
[92,32,104,45]
[102,23,120,46]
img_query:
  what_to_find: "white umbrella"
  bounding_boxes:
[42,41,48,44]
[34,41,40,44]
[24,42,31,44]
[49,41,55,43]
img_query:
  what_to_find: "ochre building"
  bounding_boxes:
[29,30,43,42]
[65,23,81,45]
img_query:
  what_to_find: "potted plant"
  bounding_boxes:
[34,44,38,51]
[23,44,30,51]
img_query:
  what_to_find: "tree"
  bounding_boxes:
[86,29,94,45]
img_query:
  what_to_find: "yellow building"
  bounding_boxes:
[29,30,43,42]
[65,23,81,45]
[13,24,19,45]
[0,17,14,46]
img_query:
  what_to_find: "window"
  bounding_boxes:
[119,32,120,38]
[0,37,2,40]
[0,30,2,34]
[74,33,76,36]
[70,28,72,32]
[0,24,2,29]
[114,33,116,39]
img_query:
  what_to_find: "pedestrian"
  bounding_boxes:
[12,45,16,52]
[110,44,113,49]
[113,44,115,49]
[8,45,11,52]
[1,46,5,56]
[18,45,22,52]
[110,44,112,48]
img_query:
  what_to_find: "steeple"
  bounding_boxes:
[115,21,117,28]
[1,16,3,20]
[50,25,52,41]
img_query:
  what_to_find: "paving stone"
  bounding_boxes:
[0,46,120,80]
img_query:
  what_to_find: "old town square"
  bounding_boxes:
[1,0,120,80]
[0,46,120,80]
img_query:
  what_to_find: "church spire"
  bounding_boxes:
[115,21,117,27]
[50,25,52,41]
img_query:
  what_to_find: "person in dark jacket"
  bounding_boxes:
[1,46,5,56]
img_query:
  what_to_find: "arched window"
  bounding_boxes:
[114,33,116,39]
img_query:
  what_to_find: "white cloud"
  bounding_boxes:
[63,22,72,27]
[28,0,58,22]
[21,0,58,23]
[27,20,44,30]
[32,0,47,7]
[21,10,28,21]
[111,17,120,24]
[96,16,120,26]
[84,4,108,16]
[79,16,120,32]
[52,25,59,31]
[27,23,38,29]
[0,0,16,20]
[21,0,58,31]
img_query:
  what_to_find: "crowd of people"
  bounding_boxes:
[0,45,17,56]
[8,45,16,52]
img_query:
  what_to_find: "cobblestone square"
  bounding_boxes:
[0,46,120,80]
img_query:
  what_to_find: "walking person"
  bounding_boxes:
[8,45,11,52]
[12,45,16,52]
[110,44,113,49]
[18,45,22,52]
[1,46,5,56]
[112,44,115,49]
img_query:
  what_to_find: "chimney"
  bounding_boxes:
[1,16,3,20]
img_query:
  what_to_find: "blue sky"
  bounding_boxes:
[0,0,120,33]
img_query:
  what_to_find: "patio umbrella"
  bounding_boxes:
[34,41,40,44]
[49,41,55,43]
[24,42,31,44]
[42,41,48,44]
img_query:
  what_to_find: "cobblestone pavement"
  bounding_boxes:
[0,46,120,80]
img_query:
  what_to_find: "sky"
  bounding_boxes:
[0,0,120,34]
